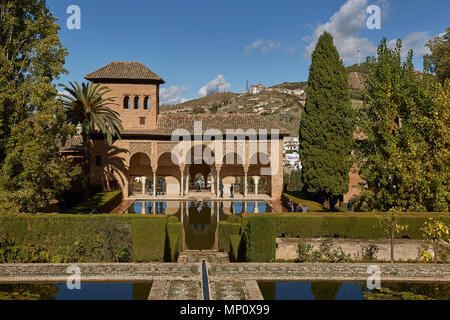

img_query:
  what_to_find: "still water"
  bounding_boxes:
[125,200,272,215]
[0,282,152,300]
[258,281,450,300]
[125,201,272,251]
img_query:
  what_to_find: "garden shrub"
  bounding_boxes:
[166,217,182,262]
[0,214,167,263]
[296,239,351,263]
[229,234,242,262]
[218,221,241,252]
[128,216,167,262]
[242,216,276,262]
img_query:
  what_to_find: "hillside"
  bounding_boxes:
[161,90,304,135]
[161,70,368,136]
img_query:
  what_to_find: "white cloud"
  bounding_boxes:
[388,31,431,58]
[160,85,189,105]
[304,0,376,64]
[198,75,231,98]
[244,39,281,55]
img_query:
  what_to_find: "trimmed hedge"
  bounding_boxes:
[66,191,123,214]
[241,216,276,262]
[166,216,182,262]
[0,214,167,263]
[236,213,450,262]
[129,216,167,262]
[276,213,450,239]
[229,235,242,262]
[218,221,241,252]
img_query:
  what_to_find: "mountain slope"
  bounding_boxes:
[161,70,368,136]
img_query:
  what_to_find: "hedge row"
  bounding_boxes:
[166,216,182,262]
[218,222,241,252]
[0,214,169,263]
[232,213,450,262]
[275,213,450,239]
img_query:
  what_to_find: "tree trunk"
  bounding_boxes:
[390,223,394,264]
[433,240,438,264]
[82,132,90,200]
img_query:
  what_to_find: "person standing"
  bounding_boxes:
[219,181,224,198]
[302,204,308,213]
[158,179,164,195]
[230,184,234,198]
[347,200,353,212]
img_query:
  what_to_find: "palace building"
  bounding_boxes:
[62,62,289,199]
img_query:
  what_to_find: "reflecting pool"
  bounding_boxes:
[258,281,450,300]
[125,200,272,215]
[124,200,273,251]
[0,282,152,300]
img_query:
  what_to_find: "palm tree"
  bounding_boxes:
[59,82,123,191]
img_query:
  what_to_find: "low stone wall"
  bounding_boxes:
[276,238,446,262]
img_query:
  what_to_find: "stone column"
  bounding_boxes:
[141,201,146,214]
[142,176,147,195]
[216,166,221,197]
[180,166,184,197]
[244,167,249,198]
[153,172,157,197]
[210,167,215,194]
[254,176,260,195]
[185,172,190,195]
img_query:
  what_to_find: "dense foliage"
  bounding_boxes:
[356,38,450,212]
[0,0,78,212]
[299,32,355,208]
[425,27,450,84]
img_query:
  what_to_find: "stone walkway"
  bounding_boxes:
[1,257,449,300]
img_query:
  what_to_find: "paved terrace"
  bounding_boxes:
[0,253,449,300]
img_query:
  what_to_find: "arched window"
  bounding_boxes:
[123,96,130,109]
[143,96,151,110]
[134,96,140,109]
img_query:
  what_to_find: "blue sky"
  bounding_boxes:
[47,0,450,104]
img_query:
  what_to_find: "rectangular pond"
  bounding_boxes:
[0,282,152,300]
[123,200,272,251]
[257,281,450,300]
[124,200,273,215]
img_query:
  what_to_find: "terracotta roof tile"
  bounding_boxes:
[85,62,165,83]
[156,114,290,136]
[59,136,83,153]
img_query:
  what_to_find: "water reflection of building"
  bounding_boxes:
[126,200,272,251]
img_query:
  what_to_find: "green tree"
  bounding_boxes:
[376,207,408,264]
[421,216,449,264]
[298,32,355,209]
[425,27,450,84]
[59,82,123,189]
[356,38,449,212]
[0,0,78,212]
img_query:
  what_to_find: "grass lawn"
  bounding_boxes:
[66,190,123,214]
[282,191,328,212]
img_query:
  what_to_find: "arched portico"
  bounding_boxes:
[124,141,276,199]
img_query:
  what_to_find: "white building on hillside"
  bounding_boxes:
[249,84,265,94]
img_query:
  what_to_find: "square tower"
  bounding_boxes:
[85,62,165,130]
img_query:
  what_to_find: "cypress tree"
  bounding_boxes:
[298,32,355,208]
